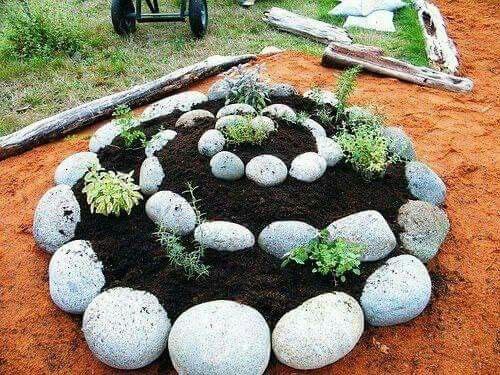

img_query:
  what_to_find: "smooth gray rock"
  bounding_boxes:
[145,129,177,157]
[214,114,247,131]
[54,152,99,187]
[269,83,298,98]
[49,240,105,314]
[382,126,417,161]
[260,46,284,55]
[303,119,326,138]
[194,221,255,251]
[245,155,288,187]
[198,129,225,157]
[304,89,339,107]
[175,109,214,128]
[89,120,125,152]
[251,116,276,132]
[210,151,245,181]
[168,300,270,375]
[316,136,343,167]
[145,191,196,235]
[141,91,207,122]
[216,103,257,118]
[258,221,318,259]
[139,157,165,196]
[82,287,170,370]
[398,200,450,262]
[262,104,297,122]
[405,161,446,205]
[207,79,231,101]
[326,210,396,261]
[289,152,327,182]
[272,293,364,370]
[360,255,432,326]
[33,185,81,253]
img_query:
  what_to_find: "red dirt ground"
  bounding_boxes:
[1,0,499,373]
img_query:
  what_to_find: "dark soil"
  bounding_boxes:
[73,95,411,370]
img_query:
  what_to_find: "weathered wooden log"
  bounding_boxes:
[321,43,473,93]
[414,0,459,74]
[263,7,352,45]
[0,54,256,160]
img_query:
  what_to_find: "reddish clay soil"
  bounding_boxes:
[1,0,499,373]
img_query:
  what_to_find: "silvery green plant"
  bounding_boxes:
[223,65,270,111]
[82,165,143,216]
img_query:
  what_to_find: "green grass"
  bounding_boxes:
[0,0,427,136]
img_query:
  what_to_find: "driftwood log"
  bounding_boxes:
[414,0,459,74]
[322,43,473,93]
[0,54,256,160]
[263,7,352,45]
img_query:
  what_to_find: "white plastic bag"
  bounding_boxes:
[343,10,396,32]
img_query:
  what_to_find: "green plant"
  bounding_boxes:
[112,105,146,148]
[82,165,143,216]
[282,229,363,283]
[224,65,270,111]
[335,66,362,120]
[222,116,271,145]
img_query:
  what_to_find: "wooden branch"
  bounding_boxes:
[0,54,256,160]
[263,7,352,45]
[321,43,473,93]
[414,0,460,74]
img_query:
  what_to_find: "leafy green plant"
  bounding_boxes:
[112,105,146,148]
[82,165,143,216]
[282,229,363,283]
[223,65,270,111]
[335,66,362,120]
[307,87,335,126]
[222,116,271,145]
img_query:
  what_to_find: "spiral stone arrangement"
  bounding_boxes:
[33,79,450,372]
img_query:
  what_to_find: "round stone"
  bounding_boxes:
[272,293,364,370]
[207,79,232,101]
[194,221,255,251]
[251,116,276,133]
[316,136,343,167]
[215,115,247,131]
[82,287,171,370]
[382,126,417,161]
[269,83,298,98]
[198,129,225,157]
[304,89,339,107]
[261,104,297,122]
[210,151,245,181]
[326,210,396,261]
[33,185,81,253]
[145,129,177,157]
[139,157,165,196]
[303,119,326,138]
[89,120,124,153]
[398,200,450,262]
[175,109,214,128]
[54,152,99,187]
[360,255,432,326]
[258,221,318,259]
[168,300,270,375]
[141,91,207,122]
[145,191,196,235]
[49,240,105,314]
[216,103,257,118]
[245,155,288,187]
[289,152,327,183]
[405,161,446,205]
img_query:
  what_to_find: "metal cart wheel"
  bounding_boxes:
[188,0,208,38]
[111,0,137,35]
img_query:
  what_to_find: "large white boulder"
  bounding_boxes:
[168,300,270,375]
[216,103,257,118]
[303,119,326,138]
[405,161,446,205]
[145,129,177,157]
[54,152,99,187]
[82,287,171,370]
[304,89,338,107]
[49,240,105,314]
[269,83,298,98]
[89,120,124,152]
[289,152,327,183]
[194,221,255,251]
[175,109,214,128]
[261,104,297,122]
[198,129,226,157]
[251,116,276,133]
[210,151,245,181]
[145,191,196,235]
[214,114,247,131]
[207,79,231,101]
[272,293,364,370]
[33,185,81,253]
[360,255,432,326]
[139,157,165,196]
[141,91,207,122]
[316,136,343,167]
[382,126,417,161]
[258,221,318,259]
[245,155,288,187]
[326,210,396,261]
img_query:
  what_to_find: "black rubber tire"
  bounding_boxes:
[188,0,208,38]
[111,0,137,35]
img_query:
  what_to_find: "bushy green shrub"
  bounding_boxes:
[222,116,271,145]
[113,105,146,148]
[224,65,270,111]
[0,0,98,59]
[282,229,363,283]
[82,165,143,216]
